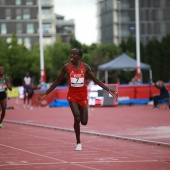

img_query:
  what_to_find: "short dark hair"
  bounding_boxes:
[78,50,83,58]
[72,48,83,58]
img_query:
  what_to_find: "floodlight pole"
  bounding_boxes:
[38,0,46,83]
[117,1,122,45]
[135,0,141,82]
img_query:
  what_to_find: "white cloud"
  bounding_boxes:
[54,0,97,45]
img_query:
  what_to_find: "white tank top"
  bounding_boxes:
[24,77,31,85]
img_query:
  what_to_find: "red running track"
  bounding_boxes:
[0,98,170,170]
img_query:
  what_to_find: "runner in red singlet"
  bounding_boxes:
[36,48,118,151]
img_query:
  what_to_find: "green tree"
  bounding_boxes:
[2,33,170,86]
[0,38,10,75]
[90,44,122,83]
[29,43,41,85]
[145,39,162,82]
[120,36,136,55]
[160,34,170,82]
[7,35,31,85]
[44,40,71,84]
[70,37,82,50]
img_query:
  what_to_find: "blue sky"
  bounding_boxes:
[54,0,97,45]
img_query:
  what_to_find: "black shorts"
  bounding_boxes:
[0,91,7,100]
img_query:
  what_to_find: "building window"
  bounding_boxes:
[5,9,11,20]
[43,24,51,34]
[16,9,22,20]
[26,0,33,5]
[16,23,22,34]
[146,10,151,21]
[63,26,72,33]
[57,27,62,33]
[15,0,21,5]
[166,23,170,31]
[41,0,53,6]
[42,9,52,19]
[24,38,31,49]
[1,23,7,34]
[154,23,160,34]
[43,38,52,46]
[152,10,159,21]
[147,23,152,34]
[18,38,22,44]
[26,23,34,34]
[0,0,5,5]
[164,9,170,20]
[153,0,160,7]
[23,9,30,19]
[6,38,11,43]
[166,0,170,6]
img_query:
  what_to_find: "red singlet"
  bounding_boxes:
[67,62,88,106]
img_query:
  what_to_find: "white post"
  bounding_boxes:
[97,70,99,79]
[149,69,152,80]
[105,70,108,84]
[135,0,141,82]
[117,1,121,45]
[38,0,45,82]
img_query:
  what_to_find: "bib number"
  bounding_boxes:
[0,84,6,91]
[70,74,84,87]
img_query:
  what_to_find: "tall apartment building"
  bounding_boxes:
[55,14,75,44]
[0,0,56,49]
[97,0,170,45]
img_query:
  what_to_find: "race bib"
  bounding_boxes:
[70,74,84,87]
[0,84,6,91]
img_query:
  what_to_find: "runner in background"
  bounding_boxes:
[0,66,12,128]
[23,72,32,108]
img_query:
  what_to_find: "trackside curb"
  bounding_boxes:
[4,119,170,148]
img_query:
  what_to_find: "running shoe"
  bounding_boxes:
[0,124,3,128]
[153,106,159,109]
[75,143,82,151]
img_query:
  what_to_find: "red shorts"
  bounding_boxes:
[67,92,88,106]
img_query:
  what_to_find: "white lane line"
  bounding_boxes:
[0,163,100,170]
[3,129,74,145]
[0,162,66,167]
[0,143,66,162]
[0,144,100,170]
[2,129,159,162]
[0,159,159,168]
[70,160,158,164]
